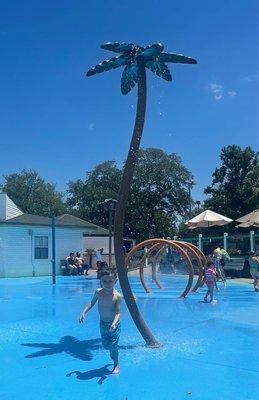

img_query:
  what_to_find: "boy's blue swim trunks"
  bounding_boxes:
[99,320,121,351]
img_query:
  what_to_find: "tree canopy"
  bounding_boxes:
[66,148,193,241]
[2,145,257,238]
[0,170,66,217]
[204,145,259,220]
[125,148,193,240]
[66,161,121,227]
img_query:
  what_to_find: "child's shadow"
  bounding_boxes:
[21,337,102,361]
[67,364,113,385]
[22,336,138,361]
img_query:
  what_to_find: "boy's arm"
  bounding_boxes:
[110,294,122,331]
[79,290,99,323]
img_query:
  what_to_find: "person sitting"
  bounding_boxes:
[75,252,91,275]
[74,252,83,275]
[66,252,78,275]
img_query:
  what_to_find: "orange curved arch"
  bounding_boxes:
[150,242,203,291]
[126,239,206,293]
[179,242,207,289]
[126,239,194,298]
[138,243,163,292]
[173,241,205,292]
[182,242,206,290]
[151,246,164,289]
[152,242,201,291]
[182,241,207,268]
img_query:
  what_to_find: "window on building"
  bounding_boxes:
[34,236,49,259]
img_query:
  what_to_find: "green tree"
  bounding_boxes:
[67,149,193,241]
[126,148,193,241]
[0,170,66,216]
[66,161,121,226]
[204,145,259,220]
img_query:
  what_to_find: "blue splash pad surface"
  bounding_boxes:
[0,275,258,400]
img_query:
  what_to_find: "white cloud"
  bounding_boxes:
[209,83,223,101]
[243,74,258,82]
[88,122,95,131]
[208,83,237,101]
[227,90,237,97]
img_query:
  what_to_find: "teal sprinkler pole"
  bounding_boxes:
[51,215,56,284]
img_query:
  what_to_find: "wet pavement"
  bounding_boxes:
[0,274,258,400]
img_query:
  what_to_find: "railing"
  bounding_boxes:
[178,231,258,255]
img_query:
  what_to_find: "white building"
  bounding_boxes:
[0,193,110,278]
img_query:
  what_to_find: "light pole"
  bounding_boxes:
[103,199,117,267]
[196,201,201,212]
[188,182,192,218]
[51,214,56,285]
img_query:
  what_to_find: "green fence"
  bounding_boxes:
[178,231,259,256]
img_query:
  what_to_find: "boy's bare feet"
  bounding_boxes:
[112,364,120,374]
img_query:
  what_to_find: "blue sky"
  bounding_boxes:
[0,0,258,201]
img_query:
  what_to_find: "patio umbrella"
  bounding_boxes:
[236,209,259,228]
[185,209,233,229]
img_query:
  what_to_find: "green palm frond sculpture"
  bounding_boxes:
[87,42,196,94]
[87,42,197,347]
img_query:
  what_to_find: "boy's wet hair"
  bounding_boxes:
[100,268,117,280]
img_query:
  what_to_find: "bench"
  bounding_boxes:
[60,259,91,275]
[60,259,70,276]
[223,258,246,278]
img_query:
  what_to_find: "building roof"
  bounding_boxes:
[0,192,23,220]
[0,213,110,235]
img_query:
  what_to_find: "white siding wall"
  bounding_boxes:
[83,236,114,254]
[55,228,85,269]
[0,227,5,277]
[0,193,23,220]
[6,196,23,219]
[0,225,85,278]
[0,193,7,220]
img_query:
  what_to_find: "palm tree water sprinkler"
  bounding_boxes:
[87,42,197,347]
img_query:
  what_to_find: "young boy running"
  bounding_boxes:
[79,269,122,374]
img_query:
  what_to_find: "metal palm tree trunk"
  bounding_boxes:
[86,41,197,347]
[113,60,160,347]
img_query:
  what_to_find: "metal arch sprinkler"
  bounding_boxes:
[86,42,197,347]
[170,241,204,292]
[137,242,164,293]
[178,241,207,292]
[150,242,194,297]
[126,239,194,298]
[153,241,206,292]
[126,239,206,295]
[153,245,170,286]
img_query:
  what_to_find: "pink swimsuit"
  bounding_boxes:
[205,267,216,285]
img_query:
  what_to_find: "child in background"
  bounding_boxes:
[204,261,217,303]
[213,245,226,285]
[249,251,259,291]
[79,269,122,373]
